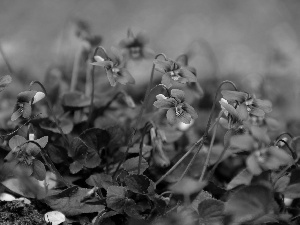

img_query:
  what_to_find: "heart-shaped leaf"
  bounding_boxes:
[44,186,105,216]
[123,156,148,174]
[106,186,128,213]
[86,173,115,190]
[124,174,155,195]
[227,169,253,190]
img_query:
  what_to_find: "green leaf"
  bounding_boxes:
[44,186,105,216]
[225,184,276,224]
[106,186,127,213]
[221,90,247,103]
[32,159,46,181]
[69,161,84,174]
[169,177,207,195]
[124,174,155,195]
[34,136,48,148]
[0,75,12,92]
[86,173,115,190]
[123,156,148,174]
[227,169,253,190]
[47,144,68,164]
[198,199,224,225]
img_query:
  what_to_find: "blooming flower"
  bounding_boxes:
[91,47,135,87]
[154,58,197,89]
[119,29,154,60]
[221,90,272,117]
[153,89,198,124]
[4,134,48,180]
[11,91,45,121]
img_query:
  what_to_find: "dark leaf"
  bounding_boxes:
[32,159,46,181]
[227,169,252,190]
[69,161,84,174]
[123,156,148,174]
[106,186,127,213]
[44,186,105,216]
[47,144,68,164]
[124,174,155,195]
[9,135,27,150]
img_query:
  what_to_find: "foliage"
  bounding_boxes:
[0,27,299,225]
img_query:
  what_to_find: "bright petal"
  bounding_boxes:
[166,108,177,124]
[221,90,248,103]
[154,59,172,73]
[153,98,175,109]
[91,60,113,68]
[184,103,198,120]
[32,92,45,104]
[161,73,172,89]
[171,89,185,102]
[219,101,239,118]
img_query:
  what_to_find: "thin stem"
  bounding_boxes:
[138,123,151,174]
[26,140,70,187]
[87,46,105,127]
[70,45,83,91]
[276,139,297,161]
[0,113,41,139]
[155,115,220,186]
[112,53,167,178]
[29,81,69,146]
[275,132,294,146]
[172,81,237,183]
[207,145,229,180]
[0,43,14,74]
[199,112,222,182]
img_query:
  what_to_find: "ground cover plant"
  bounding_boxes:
[0,28,299,225]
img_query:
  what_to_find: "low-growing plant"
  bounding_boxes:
[0,28,300,225]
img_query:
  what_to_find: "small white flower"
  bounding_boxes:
[29,133,35,141]
[94,55,105,62]
[156,94,168,100]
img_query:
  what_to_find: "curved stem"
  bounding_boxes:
[275,132,294,146]
[87,46,104,127]
[0,113,41,139]
[199,111,223,182]
[29,81,69,146]
[112,53,167,178]
[155,114,221,186]
[173,81,237,183]
[138,122,152,174]
[276,139,297,161]
[25,140,70,187]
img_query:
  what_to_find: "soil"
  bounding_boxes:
[0,200,46,225]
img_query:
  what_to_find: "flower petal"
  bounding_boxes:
[106,69,117,87]
[236,104,249,121]
[179,67,197,82]
[161,73,172,89]
[166,108,177,124]
[91,60,113,68]
[219,101,239,118]
[254,99,272,114]
[221,90,248,103]
[175,54,188,66]
[11,106,23,121]
[171,89,185,102]
[118,68,135,85]
[32,92,45,104]
[184,103,198,120]
[154,59,172,73]
[153,98,175,109]
[22,103,32,119]
[179,111,192,124]
[249,106,265,117]
[17,91,37,103]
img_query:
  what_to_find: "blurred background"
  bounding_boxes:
[0,0,299,127]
